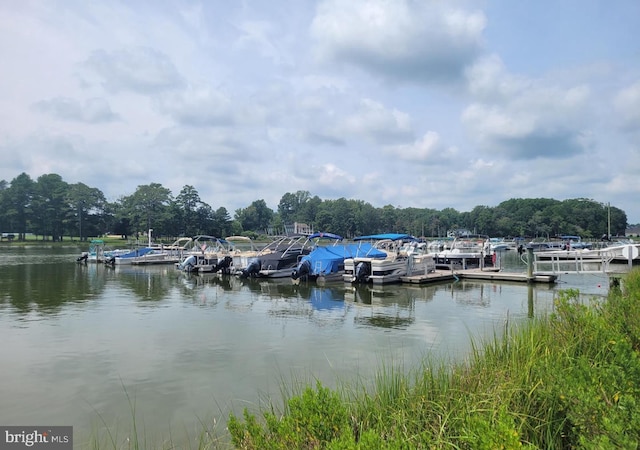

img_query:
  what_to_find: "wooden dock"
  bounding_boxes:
[401,268,557,285]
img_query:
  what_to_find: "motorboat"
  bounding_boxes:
[222,236,261,275]
[176,235,230,272]
[434,234,493,270]
[344,234,436,285]
[489,237,509,252]
[239,234,313,279]
[77,239,132,263]
[291,232,387,283]
[526,235,593,253]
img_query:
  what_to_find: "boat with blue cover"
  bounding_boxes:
[291,232,387,283]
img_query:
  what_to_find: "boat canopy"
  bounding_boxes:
[354,233,416,241]
[308,232,343,241]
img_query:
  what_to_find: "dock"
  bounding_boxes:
[401,268,557,285]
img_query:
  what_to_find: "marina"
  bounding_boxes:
[76,233,640,290]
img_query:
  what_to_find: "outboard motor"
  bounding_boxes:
[354,261,371,283]
[291,259,311,281]
[178,255,197,271]
[76,252,89,263]
[213,256,233,274]
[105,256,116,266]
[239,258,261,278]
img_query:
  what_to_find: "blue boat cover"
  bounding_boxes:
[353,233,416,241]
[117,247,156,259]
[308,232,343,241]
[300,243,387,276]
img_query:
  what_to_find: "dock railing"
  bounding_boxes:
[531,245,639,275]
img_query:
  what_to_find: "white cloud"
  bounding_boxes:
[613,80,640,131]
[310,0,485,84]
[463,56,592,160]
[0,1,639,223]
[82,47,184,94]
[33,97,119,123]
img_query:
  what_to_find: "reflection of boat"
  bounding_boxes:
[304,285,347,311]
[239,234,313,279]
[345,284,416,329]
[434,234,493,270]
[344,234,436,285]
[291,233,386,283]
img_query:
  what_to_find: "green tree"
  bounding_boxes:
[176,185,202,236]
[66,182,108,241]
[31,174,69,241]
[235,199,274,233]
[277,190,312,224]
[4,173,34,240]
[122,183,173,237]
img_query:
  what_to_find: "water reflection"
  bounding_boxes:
[0,256,104,316]
[104,265,177,303]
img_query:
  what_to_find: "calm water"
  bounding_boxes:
[0,246,610,448]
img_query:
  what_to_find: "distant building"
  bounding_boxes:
[447,229,472,238]
[284,222,313,235]
[626,225,640,237]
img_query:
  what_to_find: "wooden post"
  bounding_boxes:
[527,247,534,281]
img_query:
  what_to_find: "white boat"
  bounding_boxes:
[526,235,593,252]
[76,239,133,263]
[425,238,454,254]
[489,237,509,252]
[535,242,640,264]
[434,234,493,270]
[343,234,435,285]
[223,236,261,274]
[176,235,230,272]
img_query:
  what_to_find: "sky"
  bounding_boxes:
[1,0,639,223]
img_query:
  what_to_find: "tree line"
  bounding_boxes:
[0,172,628,242]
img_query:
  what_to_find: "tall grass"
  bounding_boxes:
[229,269,640,449]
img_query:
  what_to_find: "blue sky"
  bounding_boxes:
[1,0,639,223]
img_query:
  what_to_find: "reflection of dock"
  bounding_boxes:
[401,268,557,285]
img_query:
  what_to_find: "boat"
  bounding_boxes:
[343,234,436,285]
[105,243,187,266]
[425,238,454,254]
[176,235,231,272]
[489,237,509,252]
[433,234,493,270]
[222,236,261,275]
[76,239,133,263]
[535,242,640,266]
[291,232,387,283]
[100,229,186,266]
[238,234,313,279]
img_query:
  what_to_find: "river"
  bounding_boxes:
[0,246,611,448]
